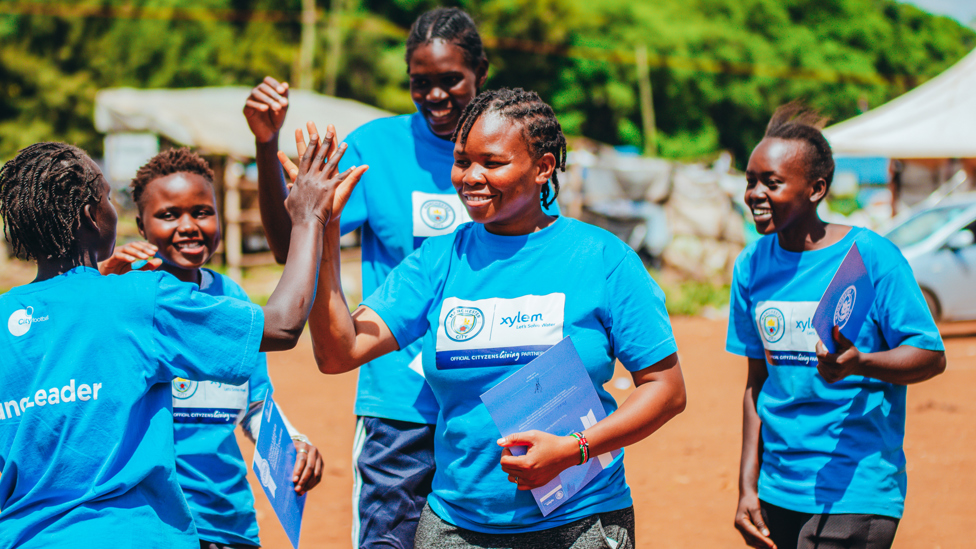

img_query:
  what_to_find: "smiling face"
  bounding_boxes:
[745,137,826,236]
[451,113,555,235]
[409,39,486,139]
[137,172,220,277]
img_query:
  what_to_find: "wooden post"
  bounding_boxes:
[297,0,317,89]
[324,0,344,96]
[635,44,658,157]
[224,160,244,283]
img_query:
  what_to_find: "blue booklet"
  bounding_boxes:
[812,243,877,354]
[252,392,305,548]
[480,337,620,517]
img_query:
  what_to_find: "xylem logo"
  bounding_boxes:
[7,307,49,337]
[500,312,544,327]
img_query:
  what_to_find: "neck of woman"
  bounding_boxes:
[33,250,98,283]
[160,263,202,286]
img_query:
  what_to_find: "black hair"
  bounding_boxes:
[454,88,567,208]
[765,102,835,192]
[0,142,102,261]
[405,7,486,72]
[130,147,215,209]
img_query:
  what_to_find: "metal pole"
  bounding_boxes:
[635,44,657,156]
[324,0,343,96]
[297,0,317,89]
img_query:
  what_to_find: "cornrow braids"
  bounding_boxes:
[131,147,214,209]
[0,142,102,261]
[765,102,835,192]
[405,7,486,71]
[453,88,567,208]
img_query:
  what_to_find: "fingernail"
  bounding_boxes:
[763,529,769,536]
[497,437,506,444]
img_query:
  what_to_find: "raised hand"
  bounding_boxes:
[244,76,290,144]
[278,122,340,185]
[816,326,862,383]
[497,430,580,490]
[98,241,162,275]
[284,122,367,228]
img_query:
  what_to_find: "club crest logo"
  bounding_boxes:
[444,306,485,342]
[420,200,456,230]
[172,378,199,399]
[834,285,856,329]
[8,307,34,337]
[759,307,786,343]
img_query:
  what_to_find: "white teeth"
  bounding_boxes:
[430,109,452,118]
[463,194,492,205]
[176,242,204,251]
[752,207,771,217]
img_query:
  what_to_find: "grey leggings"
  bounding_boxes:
[414,504,635,549]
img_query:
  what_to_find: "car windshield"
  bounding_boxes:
[886,204,972,248]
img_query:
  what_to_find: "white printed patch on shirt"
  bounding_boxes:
[754,300,820,366]
[435,294,565,369]
[172,379,248,424]
[411,191,471,237]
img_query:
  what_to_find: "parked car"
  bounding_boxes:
[885,193,976,321]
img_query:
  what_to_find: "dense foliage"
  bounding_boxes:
[1,0,973,164]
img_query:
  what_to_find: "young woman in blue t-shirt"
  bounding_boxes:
[726,104,946,549]
[99,148,327,549]
[288,88,686,548]
[0,140,361,547]
[244,8,502,547]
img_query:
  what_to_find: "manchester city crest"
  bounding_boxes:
[834,285,856,328]
[444,306,485,342]
[420,200,456,230]
[759,307,786,343]
[172,378,199,399]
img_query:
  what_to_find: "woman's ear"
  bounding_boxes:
[476,59,489,89]
[535,152,556,187]
[810,178,828,203]
[81,202,99,232]
[136,215,146,240]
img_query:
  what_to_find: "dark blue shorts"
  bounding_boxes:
[353,416,436,548]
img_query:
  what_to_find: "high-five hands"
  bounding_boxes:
[816,326,862,383]
[276,122,340,186]
[244,76,290,144]
[283,122,368,228]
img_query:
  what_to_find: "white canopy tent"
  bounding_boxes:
[94,86,395,158]
[824,47,976,159]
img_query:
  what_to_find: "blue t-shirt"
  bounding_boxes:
[339,112,557,424]
[173,270,272,546]
[726,227,944,518]
[0,267,263,548]
[363,216,678,533]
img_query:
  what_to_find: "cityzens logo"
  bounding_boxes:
[444,306,485,342]
[420,200,456,230]
[172,378,199,399]
[834,285,856,329]
[7,307,48,337]
[759,307,786,343]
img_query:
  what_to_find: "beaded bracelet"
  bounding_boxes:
[570,432,589,465]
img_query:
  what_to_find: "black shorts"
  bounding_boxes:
[760,500,899,549]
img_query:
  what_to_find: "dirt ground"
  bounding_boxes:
[240,317,976,549]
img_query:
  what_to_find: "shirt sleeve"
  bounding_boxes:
[606,250,679,372]
[871,244,945,352]
[726,251,765,358]
[362,242,437,351]
[151,273,264,385]
[338,138,368,236]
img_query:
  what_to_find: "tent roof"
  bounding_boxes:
[823,47,976,159]
[94,86,396,158]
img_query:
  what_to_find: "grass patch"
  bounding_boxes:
[650,271,730,317]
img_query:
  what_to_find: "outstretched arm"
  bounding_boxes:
[258,126,367,352]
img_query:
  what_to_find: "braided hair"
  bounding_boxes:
[0,142,103,261]
[405,7,486,71]
[765,102,835,193]
[454,88,567,208]
[130,147,214,209]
